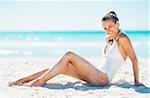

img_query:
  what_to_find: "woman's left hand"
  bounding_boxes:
[134,82,145,87]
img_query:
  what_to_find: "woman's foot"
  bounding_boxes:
[8,81,23,87]
[8,78,28,87]
[30,79,46,87]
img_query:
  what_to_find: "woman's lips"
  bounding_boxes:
[109,32,113,34]
[107,32,113,35]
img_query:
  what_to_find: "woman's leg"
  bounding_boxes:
[9,68,49,86]
[30,51,109,86]
[9,52,87,86]
[10,62,85,87]
[61,63,86,81]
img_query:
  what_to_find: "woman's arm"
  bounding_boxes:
[121,35,140,84]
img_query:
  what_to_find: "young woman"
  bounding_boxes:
[9,11,144,87]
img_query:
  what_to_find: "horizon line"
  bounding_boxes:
[0,30,149,32]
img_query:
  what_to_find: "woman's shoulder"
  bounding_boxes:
[119,32,130,42]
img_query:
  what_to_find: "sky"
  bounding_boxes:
[0,0,149,31]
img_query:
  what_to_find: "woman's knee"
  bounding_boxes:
[64,51,75,59]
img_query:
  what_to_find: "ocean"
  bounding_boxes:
[0,31,149,59]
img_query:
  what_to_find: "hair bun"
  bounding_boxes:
[109,11,117,17]
[101,11,119,22]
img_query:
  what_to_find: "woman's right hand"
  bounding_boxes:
[106,35,115,43]
[134,81,145,87]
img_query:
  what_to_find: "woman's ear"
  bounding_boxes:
[116,21,120,27]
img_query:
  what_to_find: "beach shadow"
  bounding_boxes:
[44,81,110,91]
[114,82,150,93]
[44,81,150,93]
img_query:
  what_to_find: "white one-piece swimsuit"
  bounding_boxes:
[100,39,125,83]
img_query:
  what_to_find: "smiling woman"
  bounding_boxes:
[9,11,145,87]
[0,1,149,98]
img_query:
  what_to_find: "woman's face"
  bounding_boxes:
[102,19,119,37]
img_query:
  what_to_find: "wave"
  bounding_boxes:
[0,41,104,47]
[0,41,149,47]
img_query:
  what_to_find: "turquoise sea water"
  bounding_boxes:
[0,31,149,59]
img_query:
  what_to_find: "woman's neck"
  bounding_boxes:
[114,29,121,40]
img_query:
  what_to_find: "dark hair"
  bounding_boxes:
[101,11,119,23]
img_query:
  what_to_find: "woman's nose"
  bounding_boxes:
[106,30,111,35]
[106,28,110,33]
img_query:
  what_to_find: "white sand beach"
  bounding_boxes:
[0,57,149,98]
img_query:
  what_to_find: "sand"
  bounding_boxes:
[0,57,150,98]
